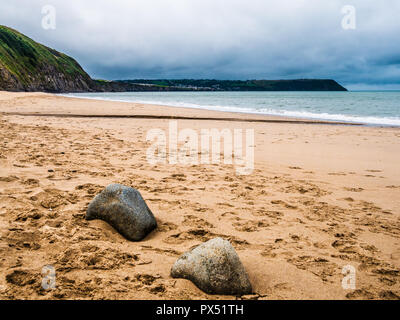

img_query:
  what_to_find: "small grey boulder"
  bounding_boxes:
[86,184,157,241]
[171,237,252,295]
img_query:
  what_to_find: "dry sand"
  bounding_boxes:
[0,91,399,300]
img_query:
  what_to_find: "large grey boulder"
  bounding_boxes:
[171,237,252,295]
[86,184,157,241]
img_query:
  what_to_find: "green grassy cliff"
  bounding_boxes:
[0,25,94,92]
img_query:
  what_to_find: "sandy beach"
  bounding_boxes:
[0,91,399,300]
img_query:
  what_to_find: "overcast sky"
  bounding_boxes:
[1,0,400,89]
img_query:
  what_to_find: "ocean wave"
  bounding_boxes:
[255,109,400,126]
[61,93,400,127]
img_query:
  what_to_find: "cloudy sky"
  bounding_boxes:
[1,0,400,89]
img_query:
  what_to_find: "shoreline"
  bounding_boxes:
[1,91,399,128]
[3,111,364,126]
[0,91,349,126]
[59,92,400,128]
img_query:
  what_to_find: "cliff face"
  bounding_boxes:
[0,25,94,92]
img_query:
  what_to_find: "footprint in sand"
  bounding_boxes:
[233,220,269,232]
[344,187,364,192]
[287,255,338,282]
[328,172,347,176]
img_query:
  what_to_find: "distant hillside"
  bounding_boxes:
[0,25,347,92]
[0,25,94,92]
[119,79,348,91]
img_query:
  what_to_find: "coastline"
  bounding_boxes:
[1,91,399,300]
[57,93,361,126]
[59,92,400,128]
[0,91,365,126]
[2,91,399,127]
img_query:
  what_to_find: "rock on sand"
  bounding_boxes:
[86,184,157,241]
[171,237,252,295]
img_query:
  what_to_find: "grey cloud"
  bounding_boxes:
[0,0,399,88]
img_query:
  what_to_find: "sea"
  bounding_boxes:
[64,91,400,126]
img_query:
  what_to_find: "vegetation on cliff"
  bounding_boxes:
[119,79,348,91]
[0,25,93,92]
